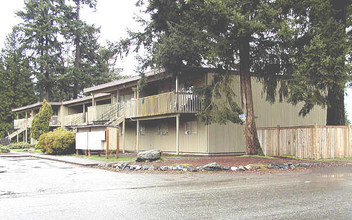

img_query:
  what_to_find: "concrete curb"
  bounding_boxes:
[4,152,99,166]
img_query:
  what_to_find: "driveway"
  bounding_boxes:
[1,156,352,219]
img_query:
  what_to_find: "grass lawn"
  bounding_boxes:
[72,154,135,162]
[10,149,42,153]
[240,155,276,159]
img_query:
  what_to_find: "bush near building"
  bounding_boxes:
[36,128,75,155]
[0,145,10,153]
[31,99,53,140]
[7,142,33,149]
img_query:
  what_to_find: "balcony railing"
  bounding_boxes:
[14,115,61,130]
[63,113,87,126]
[124,92,201,118]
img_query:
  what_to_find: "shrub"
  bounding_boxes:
[31,99,53,140]
[36,128,75,155]
[7,142,33,149]
[0,145,10,153]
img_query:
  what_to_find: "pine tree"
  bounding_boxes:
[16,0,65,101]
[280,0,351,125]
[0,29,37,138]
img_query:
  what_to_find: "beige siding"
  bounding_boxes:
[122,122,137,152]
[120,116,208,153]
[208,74,327,154]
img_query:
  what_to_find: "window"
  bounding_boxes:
[184,121,197,135]
[158,123,168,135]
[139,125,145,136]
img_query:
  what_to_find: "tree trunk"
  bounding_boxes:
[326,0,346,125]
[326,88,345,125]
[73,0,81,99]
[239,36,263,155]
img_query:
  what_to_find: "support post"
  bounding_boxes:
[277,125,280,156]
[136,120,140,152]
[83,104,86,123]
[25,112,28,143]
[348,125,351,157]
[106,127,110,159]
[176,114,180,155]
[116,127,119,158]
[122,119,126,153]
[175,75,179,112]
[76,149,79,155]
[92,94,96,106]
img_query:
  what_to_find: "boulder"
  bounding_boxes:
[202,162,222,171]
[136,149,161,162]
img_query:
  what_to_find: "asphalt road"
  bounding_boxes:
[1,157,352,220]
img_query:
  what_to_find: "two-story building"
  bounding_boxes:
[12,68,326,155]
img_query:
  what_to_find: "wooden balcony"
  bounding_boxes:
[63,113,87,126]
[14,115,60,130]
[124,92,201,118]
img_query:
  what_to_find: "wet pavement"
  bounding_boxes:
[1,156,352,220]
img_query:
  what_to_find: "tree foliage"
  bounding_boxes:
[0,29,37,138]
[31,99,53,140]
[14,0,119,102]
[279,0,352,125]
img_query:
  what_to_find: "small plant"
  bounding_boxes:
[7,142,32,149]
[0,145,10,153]
[36,128,75,155]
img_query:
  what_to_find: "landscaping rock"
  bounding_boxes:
[238,166,246,171]
[296,163,312,168]
[148,165,159,171]
[187,167,196,172]
[160,166,168,171]
[142,165,150,170]
[202,162,222,171]
[231,166,238,171]
[244,165,251,170]
[223,166,230,170]
[136,149,161,162]
[176,165,185,170]
[129,165,142,170]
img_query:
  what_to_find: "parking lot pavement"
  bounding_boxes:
[1,156,352,220]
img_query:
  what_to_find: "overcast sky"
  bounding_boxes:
[0,0,143,76]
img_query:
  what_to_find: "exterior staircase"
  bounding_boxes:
[93,103,125,126]
[9,128,26,139]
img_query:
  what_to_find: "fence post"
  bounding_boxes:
[277,125,280,156]
[314,123,319,160]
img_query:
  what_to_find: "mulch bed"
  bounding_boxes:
[114,153,352,173]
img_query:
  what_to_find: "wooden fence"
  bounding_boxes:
[257,125,352,159]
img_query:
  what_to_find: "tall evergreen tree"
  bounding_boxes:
[0,29,37,138]
[16,0,65,101]
[281,0,351,125]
